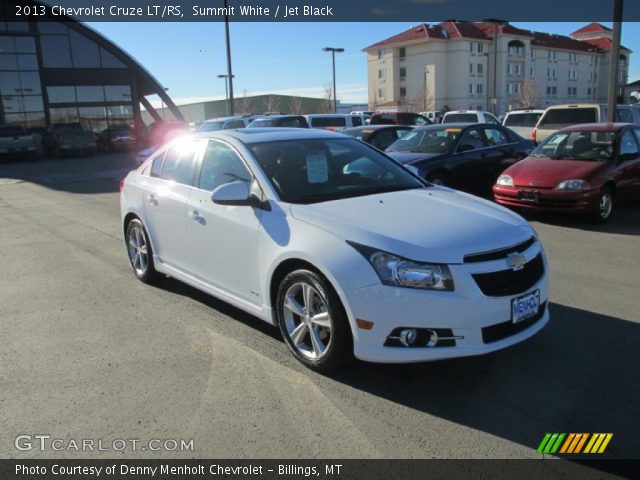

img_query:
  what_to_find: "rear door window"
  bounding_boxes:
[161,140,199,185]
[616,108,634,123]
[620,130,639,157]
[224,120,246,129]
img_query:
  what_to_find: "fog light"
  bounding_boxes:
[425,330,439,348]
[399,328,418,347]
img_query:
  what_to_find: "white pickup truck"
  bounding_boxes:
[0,125,37,159]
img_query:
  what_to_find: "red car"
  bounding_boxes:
[493,123,640,223]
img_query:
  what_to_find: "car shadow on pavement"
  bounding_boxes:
[143,273,640,462]
[330,302,639,461]
[521,202,640,237]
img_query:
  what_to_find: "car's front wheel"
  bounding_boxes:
[126,218,158,283]
[276,269,351,372]
[592,186,614,223]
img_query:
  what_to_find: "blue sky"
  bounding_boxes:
[88,22,640,104]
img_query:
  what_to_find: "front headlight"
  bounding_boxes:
[349,243,454,291]
[556,179,590,191]
[497,174,514,187]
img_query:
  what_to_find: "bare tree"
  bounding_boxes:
[321,83,333,113]
[515,78,540,108]
[236,89,253,114]
[290,96,304,114]
[264,95,281,114]
[411,73,435,113]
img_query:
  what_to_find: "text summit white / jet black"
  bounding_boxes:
[121,128,549,371]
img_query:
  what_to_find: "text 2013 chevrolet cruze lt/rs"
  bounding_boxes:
[120,128,549,371]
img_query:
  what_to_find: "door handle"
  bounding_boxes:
[189,210,204,221]
[148,194,158,206]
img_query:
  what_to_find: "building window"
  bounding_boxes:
[507,83,520,95]
[529,66,535,77]
[478,43,484,53]
[470,42,484,54]
[569,53,577,63]
[547,68,557,79]
[40,35,73,68]
[470,63,474,74]
[530,48,536,59]
[399,87,407,98]
[104,85,131,102]
[47,86,77,103]
[587,87,591,96]
[399,67,406,80]
[377,49,384,60]
[469,83,473,95]
[568,87,577,97]
[546,86,557,96]
[569,69,577,80]
[76,86,106,103]
[378,69,386,80]
[508,41,525,56]
[477,63,483,75]
[399,47,406,60]
[69,29,101,68]
[378,88,384,99]
[476,84,483,94]
[548,50,557,61]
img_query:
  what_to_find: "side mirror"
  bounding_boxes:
[211,181,255,207]
[458,144,475,153]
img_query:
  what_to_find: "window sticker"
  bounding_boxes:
[306,154,329,183]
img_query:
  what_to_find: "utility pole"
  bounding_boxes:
[323,47,344,113]
[224,0,234,115]
[607,0,623,122]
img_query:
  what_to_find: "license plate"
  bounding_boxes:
[511,289,540,324]
[518,189,539,202]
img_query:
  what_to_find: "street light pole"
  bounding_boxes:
[607,0,624,122]
[223,0,235,115]
[217,74,234,115]
[323,47,344,113]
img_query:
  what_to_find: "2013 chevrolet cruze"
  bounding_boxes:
[120,128,549,371]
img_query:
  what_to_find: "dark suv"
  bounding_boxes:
[370,112,431,126]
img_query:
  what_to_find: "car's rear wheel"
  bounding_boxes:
[126,218,158,283]
[592,186,614,223]
[276,269,351,372]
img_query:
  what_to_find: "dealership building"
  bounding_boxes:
[0,2,181,136]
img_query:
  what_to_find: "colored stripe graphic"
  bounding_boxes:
[540,433,613,455]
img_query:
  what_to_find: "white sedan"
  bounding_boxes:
[120,128,549,371]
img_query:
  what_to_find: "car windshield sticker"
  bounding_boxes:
[306,154,329,183]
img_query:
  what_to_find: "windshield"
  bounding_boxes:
[197,121,224,132]
[249,138,425,204]
[539,108,597,127]
[504,113,542,127]
[532,130,615,161]
[310,117,347,128]
[387,127,461,154]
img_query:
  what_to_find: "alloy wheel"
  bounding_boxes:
[599,190,613,220]
[127,223,148,276]
[282,282,332,360]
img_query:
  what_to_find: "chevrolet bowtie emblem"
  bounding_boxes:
[507,253,527,271]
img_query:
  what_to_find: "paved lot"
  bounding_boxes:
[0,153,638,460]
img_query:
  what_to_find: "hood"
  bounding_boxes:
[386,151,442,164]
[289,188,532,264]
[507,157,606,188]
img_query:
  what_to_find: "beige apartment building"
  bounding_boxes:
[365,22,631,114]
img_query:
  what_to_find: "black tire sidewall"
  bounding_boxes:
[592,187,614,223]
[427,172,447,186]
[276,269,351,372]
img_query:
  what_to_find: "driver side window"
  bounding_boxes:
[458,128,487,152]
[198,141,251,192]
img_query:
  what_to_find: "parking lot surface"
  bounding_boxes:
[1,153,638,459]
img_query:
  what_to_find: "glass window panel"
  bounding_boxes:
[2,95,23,113]
[0,36,15,53]
[69,30,100,68]
[78,106,107,132]
[22,95,43,112]
[0,71,21,94]
[14,36,36,53]
[4,112,25,124]
[76,85,105,102]
[0,53,17,70]
[17,54,38,70]
[37,22,69,34]
[18,71,41,94]
[47,86,76,103]
[107,105,133,126]
[40,35,72,68]
[5,22,29,32]
[24,111,46,128]
[49,107,79,123]
[100,48,126,68]
[104,85,131,102]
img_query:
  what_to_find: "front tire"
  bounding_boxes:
[426,171,448,186]
[125,218,158,283]
[276,270,351,372]
[591,186,614,223]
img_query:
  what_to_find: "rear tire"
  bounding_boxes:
[125,218,158,283]
[276,269,352,372]
[591,187,614,223]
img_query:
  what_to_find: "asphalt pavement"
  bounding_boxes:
[0,153,638,460]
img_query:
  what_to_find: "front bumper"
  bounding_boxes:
[493,185,599,213]
[344,241,549,363]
